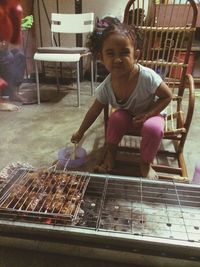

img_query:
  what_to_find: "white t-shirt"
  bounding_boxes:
[95,64,162,117]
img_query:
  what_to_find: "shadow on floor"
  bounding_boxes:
[19,88,72,103]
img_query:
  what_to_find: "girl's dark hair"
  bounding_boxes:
[86,20,143,58]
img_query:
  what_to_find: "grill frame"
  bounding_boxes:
[0,172,199,266]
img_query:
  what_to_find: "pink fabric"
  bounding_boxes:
[106,109,164,163]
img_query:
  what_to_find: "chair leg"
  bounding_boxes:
[90,57,94,95]
[55,63,60,91]
[35,61,41,104]
[178,152,188,177]
[76,62,80,107]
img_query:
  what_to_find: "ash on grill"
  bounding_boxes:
[78,176,200,243]
[0,169,89,224]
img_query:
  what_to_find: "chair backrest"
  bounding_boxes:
[51,13,94,34]
[123,0,198,96]
[121,0,197,148]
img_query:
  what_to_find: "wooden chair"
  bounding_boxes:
[104,0,198,181]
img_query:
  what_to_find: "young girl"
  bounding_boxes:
[71,22,172,179]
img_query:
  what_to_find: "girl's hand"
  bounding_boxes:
[132,113,149,125]
[71,131,84,144]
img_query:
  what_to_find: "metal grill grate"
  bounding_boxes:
[0,171,199,245]
[0,168,90,224]
[80,174,200,243]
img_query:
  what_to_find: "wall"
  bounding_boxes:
[32,0,130,79]
[25,0,200,82]
[21,0,34,15]
[33,0,129,48]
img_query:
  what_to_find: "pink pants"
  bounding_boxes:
[106,109,164,163]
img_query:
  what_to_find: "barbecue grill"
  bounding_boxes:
[0,169,199,267]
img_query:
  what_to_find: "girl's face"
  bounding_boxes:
[100,32,137,77]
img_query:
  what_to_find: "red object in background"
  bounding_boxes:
[0,78,8,90]
[0,0,23,44]
[170,52,195,79]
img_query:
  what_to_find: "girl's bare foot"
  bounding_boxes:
[0,102,21,111]
[94,144,117,173]
[140,160,158,180]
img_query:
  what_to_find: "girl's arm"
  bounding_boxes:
[71,99,105,143]
[133,81,172,124]
[148,81,172,117]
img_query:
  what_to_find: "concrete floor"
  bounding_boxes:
[0,80,200,180]
[0,81,104,171]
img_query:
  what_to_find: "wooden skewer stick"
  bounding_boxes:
[71,143,77,160]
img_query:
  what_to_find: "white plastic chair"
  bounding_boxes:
[34,13,94,107]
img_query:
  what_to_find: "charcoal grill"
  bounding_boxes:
[0,170,199,267]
